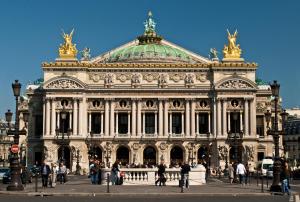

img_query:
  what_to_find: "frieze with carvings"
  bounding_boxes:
[104,73,114,87]
[131,73,142,88]
[143,73,159,82]
[88,100,104,110]
[256,102,266,113]
[169,73,185,82]
[116,73,131,82]
[89,73,105,83]
[218,79,254,89]
[158,73,168,88]
[195,100,211,110]
[196,73,208,82]
[55,100,72,110]
[115,100,131,110]
[45,79,84,89]
[141,100,158,110]
[169,100,184,110]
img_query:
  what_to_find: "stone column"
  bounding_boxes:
[185,100,190,136]
[127,113,130,135]
[227,112,231,132]
[73,99,78,135]
[56,112,60,130]
[169,113,172,135]
[104,99,109,136]
[191,100,196,137]
[213,98,217,137]
[51,98,56,136]
[42,98,46,136]
[154,112,158,135]
[78,98,83,135]
[88,112,92,133]
[196,113,199,135]
[217,98,221,137]
[69,112,72,131]
[101,112,104,135]
[131,100,136,136]
[110,100,115,136]
[142,112,146,135]
[137,100,142,137]
[240,111,243,132]
[158,99,163,136]
[222,99,227,136]
[82,96,88,137]
[164,100,169,136]
[45,98,50,136]
[115,112,119,135]
[244,99,249,136]
[181,112,184,135]
[250,98,257,137]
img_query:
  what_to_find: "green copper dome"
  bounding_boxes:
[106,12,195,64]
[107,43,192,63]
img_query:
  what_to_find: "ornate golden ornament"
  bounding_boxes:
[58,29,78,59]
[223,29,242,59]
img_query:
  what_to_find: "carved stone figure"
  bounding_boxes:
[104,73,114,86]
[245,145,255,161]
[219,79,252,89]
[81,47,91,60]
[144,11,156,34]
[159,73,168,87]
[185,74,194,84]
[218,146,228,161]
[209,48,219,60]
[131,73,141,84]
[46,79,83,89]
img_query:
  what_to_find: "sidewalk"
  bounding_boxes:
[0,175,291,196]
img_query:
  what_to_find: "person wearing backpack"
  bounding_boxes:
[111,161,120,185]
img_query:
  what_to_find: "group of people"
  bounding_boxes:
[89,159,104,184]
[40,160,68,188]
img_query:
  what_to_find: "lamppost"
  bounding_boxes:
[265,80,289,192]
[55,108,71,163]
[85,131,95,163]
[5,80,27,191]
[75,149,81,175]
[228,111,243,163]
[188,143,195,167]
[104,142,112,168]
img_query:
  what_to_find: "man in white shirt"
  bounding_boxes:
[236,161,246,185]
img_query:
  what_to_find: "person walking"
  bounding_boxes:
[57,162,67,184]
[236,161,247,186]
[281,161,291,195]
[228,163,234,184]
[40,160,51,188]
[50,163,58,188]
[89,160,98,184]
[111,161,120,185]
[155,161,166,186]
[180,161,191,188]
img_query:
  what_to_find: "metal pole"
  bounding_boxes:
[261,175,264,193]
[35,172,38,192]
[266,175,269,188]
[257,170,259,186]
[181,174,184,193]
[107,173,110,193]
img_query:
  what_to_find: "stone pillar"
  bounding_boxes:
[127,113,130,135]
[213,98,217,137]
[131,100,136,136]
[185,100,190,136]
[88,112,92,133]
[56,112,60,130]
[164,100,169,136]
[250,98,257,137]
[240,111,243,132]
[137,100,142,137]
[191,100,196,137]
[51,98,56,136]
[43,98,46,136]
[78,98,83,136]
[169,113,172,135]
[222,99,227,136]
[154,112,158,135]
[196,113,199,135]
[101,112,104,135]
[73,99,78,135]
[115,112,119,135]
[244,99,249,136]
[208,113,211,134]
[142,112,145,135]
[217,99,221,137]
[82,96,88,137]
[45,98,50,136]
[158,100,163,136]
[105,99,109,136]
[227,112,231,132]
[110,100,115,136]
[181,112,184,135]
[69,112,72,131]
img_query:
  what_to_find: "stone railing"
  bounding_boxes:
[101,165,206,185]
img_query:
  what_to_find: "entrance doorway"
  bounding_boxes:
[143,146,156,166]
[58,146,71,169]
[170,146,183,166]
[197,146,208,164]
[94,146,103,162]
[116,146,129,166]
[229,146,243,163]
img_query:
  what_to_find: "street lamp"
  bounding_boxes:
[265,80,289,192]
[228,111,243,163]
[75,149,81,175]
[6,80,27,191]
[55,108,71,163]
[85,131,95,163]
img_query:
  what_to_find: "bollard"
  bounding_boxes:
[266,175,269,188]
[256,170,259,186]
[35,173,38,192]
[106,173,110,193]
[261,175,264,193]
[180,175,184,193]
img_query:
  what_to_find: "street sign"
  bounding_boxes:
[11,144,19,153]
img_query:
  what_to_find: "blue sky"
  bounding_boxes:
[0,0,299,118]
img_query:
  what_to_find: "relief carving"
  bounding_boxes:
[219,79,253,89]
[45,79,84,89]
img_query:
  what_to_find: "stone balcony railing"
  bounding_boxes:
[101,165,206,185]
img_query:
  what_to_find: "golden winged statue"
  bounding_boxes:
[58,29,78,59]
[223,29,242,59]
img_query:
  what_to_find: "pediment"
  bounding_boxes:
[44,77,85,89]
[215,76,257,90]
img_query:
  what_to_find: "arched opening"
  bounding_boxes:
[229,145,243,163]
[143,146,156,166]
[58,146,71,169]
[94,146,103,162]
[170,146,183,167]
[116,146,129,166]
[197,146,208,164]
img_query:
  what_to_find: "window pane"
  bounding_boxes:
[91,113,101,134]
[145,113,155,134]
[118,113,128,134]
[172,113,182,134]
